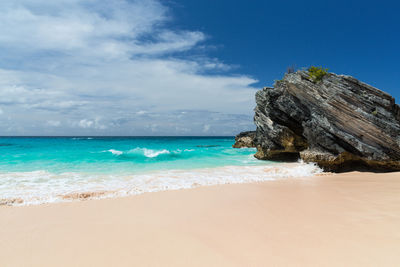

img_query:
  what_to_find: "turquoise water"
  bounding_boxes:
[0,137,262,173]
[0,137,321,205]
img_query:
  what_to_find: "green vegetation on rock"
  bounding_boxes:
[307,66,328,83]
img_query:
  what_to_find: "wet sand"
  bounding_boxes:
[1,171,399,266]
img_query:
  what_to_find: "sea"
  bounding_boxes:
[0,137,322,205]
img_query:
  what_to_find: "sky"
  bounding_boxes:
[0,0,399,136]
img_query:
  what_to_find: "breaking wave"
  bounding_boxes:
[108,149,123,155]
[0,162,323,206]
[104,147,192,159]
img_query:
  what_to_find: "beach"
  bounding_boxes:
[1,171,399,266]
[1,0,399,266]
[0,137,322,206]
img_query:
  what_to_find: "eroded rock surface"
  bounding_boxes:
[252,70,400,172]
[233,131,256,148]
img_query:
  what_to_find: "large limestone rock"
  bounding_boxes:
[252,70,400,172]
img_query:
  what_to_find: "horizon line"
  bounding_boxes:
[0,135,236,138]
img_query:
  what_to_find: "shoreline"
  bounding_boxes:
[0,162,322,206]
[1,171,400,266]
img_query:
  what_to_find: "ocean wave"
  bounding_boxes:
[0,162,323,206]
[140,148,170,158]
[108,149,123,155]
[104,147,190,159]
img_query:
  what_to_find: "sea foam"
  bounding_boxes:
[106,147,176,158]
[0,162,322,206]
[142,148,170,158]
[108,149,123,155]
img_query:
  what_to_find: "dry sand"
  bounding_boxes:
[1,171,400,267]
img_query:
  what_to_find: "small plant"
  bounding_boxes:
[307,66,328,83]
[372,108,378,116]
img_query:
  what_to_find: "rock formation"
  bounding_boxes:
[232,131,256,148]
[239,69,400,172]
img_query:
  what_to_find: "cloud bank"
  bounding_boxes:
[0,0,257,135]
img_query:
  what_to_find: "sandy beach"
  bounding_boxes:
[1,171,400,267]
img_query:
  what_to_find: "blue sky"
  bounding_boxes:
[0,0,399,135]
[170,0,400,98]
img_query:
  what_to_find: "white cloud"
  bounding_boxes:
[46,120,61,127]
[78,118,106,130]
[0,0,257,135]
[78,119,94,128]
[136,110,148,115]
[203,124,211,133]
